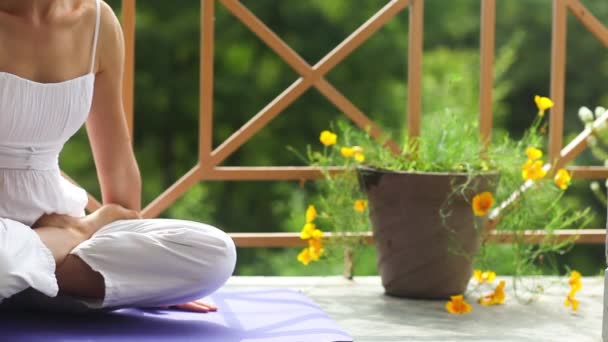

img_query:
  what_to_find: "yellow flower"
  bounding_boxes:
[526,147,543,160]
[297,248,311,265]
[341,147,354,158]
[478,280,506,306]
[300,223,314,240]
[564,293,579,311]
[319,130,337,146]
[493,281,506,303]
[311,228,323,240]
[305,204,317,223]
[480,161,489,171]
[554,169,571,190]
[308,238,324,261]
[569,270,582,293]
[473,269,496,283]
[354,152,365,162]
[341,146,363,161]
[535,95,554,116]
[298,239,324,265]
[354,199,368,212]
[445,295,472,314]
[300,223,316,240]
[569,270,582,281]
[472,192,494,216]
[521,159,547,181]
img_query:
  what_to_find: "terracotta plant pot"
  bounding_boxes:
[357,166,499,299]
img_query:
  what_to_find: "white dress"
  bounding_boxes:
[0,0,236,311]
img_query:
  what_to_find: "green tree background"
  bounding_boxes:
[60,0,608,277]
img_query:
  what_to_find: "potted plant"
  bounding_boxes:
[292,96,592,300]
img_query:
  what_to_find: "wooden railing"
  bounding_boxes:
[75,0,608,246]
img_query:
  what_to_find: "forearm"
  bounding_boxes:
[99,156,142,211]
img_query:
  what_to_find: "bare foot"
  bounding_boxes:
[33,204,140,239]
[81,204,140,235]
[170,300,218,313]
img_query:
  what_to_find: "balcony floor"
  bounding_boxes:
[224,276,604,342]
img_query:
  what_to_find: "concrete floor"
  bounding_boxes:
[224,276,604,342]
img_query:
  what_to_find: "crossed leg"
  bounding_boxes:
[32,204,140,299]
[31,205,231,312]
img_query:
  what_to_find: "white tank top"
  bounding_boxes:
[0,0,101,226]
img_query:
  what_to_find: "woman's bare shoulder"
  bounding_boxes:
[95,1,124,73]
[99,1,122,32]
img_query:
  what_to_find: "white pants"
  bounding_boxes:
[0,217,237,310]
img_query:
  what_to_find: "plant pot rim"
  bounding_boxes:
[356,165,500,177]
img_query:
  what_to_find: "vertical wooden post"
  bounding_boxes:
[407,0,424,141]
[121,0,136,139]
[200,0,215,171]
[343,247,354,280]
[549,0,568,162]
[479,0,496,149]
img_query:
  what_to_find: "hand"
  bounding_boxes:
[164,300,218,313]
[33,204,141,239]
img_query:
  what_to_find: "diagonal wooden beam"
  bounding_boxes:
[219,0,311,77]
[210,78,313,166]
[142,164,202,218]
[314,79,401,154]
[211,0,409,166]
[557,110,608,168]
[221,0,401,153]
[567,0,608,47]
[556,125,591,168]
[209,0,320,167]
[313,0,411,75]
[482,110,608,234]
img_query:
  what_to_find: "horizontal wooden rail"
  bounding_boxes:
[230,229,606,247]
[568,166,608,179]
[201,166,343,180]
[489,229,605,244]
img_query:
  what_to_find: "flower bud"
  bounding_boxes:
[578,106,594,123]
[595,106,606,117]
[594,120,608,131]
[591,181,600,191]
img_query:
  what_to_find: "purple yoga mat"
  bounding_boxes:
[0,288,352,342]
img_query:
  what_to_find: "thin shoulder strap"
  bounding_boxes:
[90,0,101,73]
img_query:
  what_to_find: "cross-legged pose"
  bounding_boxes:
[0,0,237,312]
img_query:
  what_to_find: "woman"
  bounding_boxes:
[0,0,236,312]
